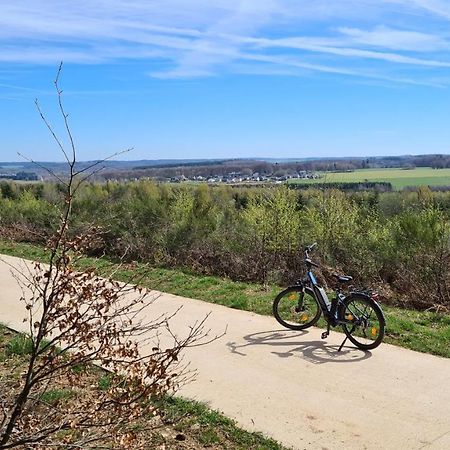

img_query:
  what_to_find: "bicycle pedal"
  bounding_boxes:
[321,332,329,339]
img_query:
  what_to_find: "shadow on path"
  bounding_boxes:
[227,329,372,364]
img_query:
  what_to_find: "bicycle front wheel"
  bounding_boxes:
[273,286,321,330]
[339,294,385,350]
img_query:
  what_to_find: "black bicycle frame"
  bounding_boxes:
[307,271,327,305]
[302,269,367,327]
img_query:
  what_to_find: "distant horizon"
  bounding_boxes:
[2,153,450,165]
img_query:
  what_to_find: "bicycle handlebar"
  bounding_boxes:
[304,242,319,268]
[305,242,318,253]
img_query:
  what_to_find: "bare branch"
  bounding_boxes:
[17,152,66,185]
[73,147,133,177]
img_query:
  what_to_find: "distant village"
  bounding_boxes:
[0,171,39,181]
[168,170,320,184]
[0,169,320,184]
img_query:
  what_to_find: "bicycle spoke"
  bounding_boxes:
[273,287,321,330]
[341,296,384,350]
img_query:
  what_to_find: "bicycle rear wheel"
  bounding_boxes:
[339,294,385,350]
[273,286,321,330]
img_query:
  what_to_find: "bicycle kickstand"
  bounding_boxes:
[338,335,348,352]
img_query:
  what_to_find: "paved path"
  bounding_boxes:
[1,254,449,449]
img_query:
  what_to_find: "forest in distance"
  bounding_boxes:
[0,179,449,313]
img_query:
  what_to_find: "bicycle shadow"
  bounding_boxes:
[226,329,372,364]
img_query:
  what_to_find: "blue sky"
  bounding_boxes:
[2,0,450,161]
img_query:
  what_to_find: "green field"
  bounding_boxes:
[288,167,450,190]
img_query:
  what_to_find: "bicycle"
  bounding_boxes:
[273,243,385,351]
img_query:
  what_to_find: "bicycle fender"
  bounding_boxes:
[347,292,372,301]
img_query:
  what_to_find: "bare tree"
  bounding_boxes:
[0,63,219,449]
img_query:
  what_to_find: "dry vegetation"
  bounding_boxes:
[0,325,284,450]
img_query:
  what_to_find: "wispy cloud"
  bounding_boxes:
[404,0,450,19]
[238,34,450,67]
[337,26,450,52]
[1,0,450,85]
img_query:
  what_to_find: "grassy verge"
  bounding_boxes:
[0,324,286,449]
[1,240,449,358]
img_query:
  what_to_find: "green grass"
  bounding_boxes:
[1,240,449,358]
[97,373,113,391]
[6,334,33,356]
[158,396,284,449]
[39,388,74,405]
[288,167,450,190]
[383,307,450,356]
[5,332,56,357]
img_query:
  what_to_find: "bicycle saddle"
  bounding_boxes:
[332,273,353,283]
